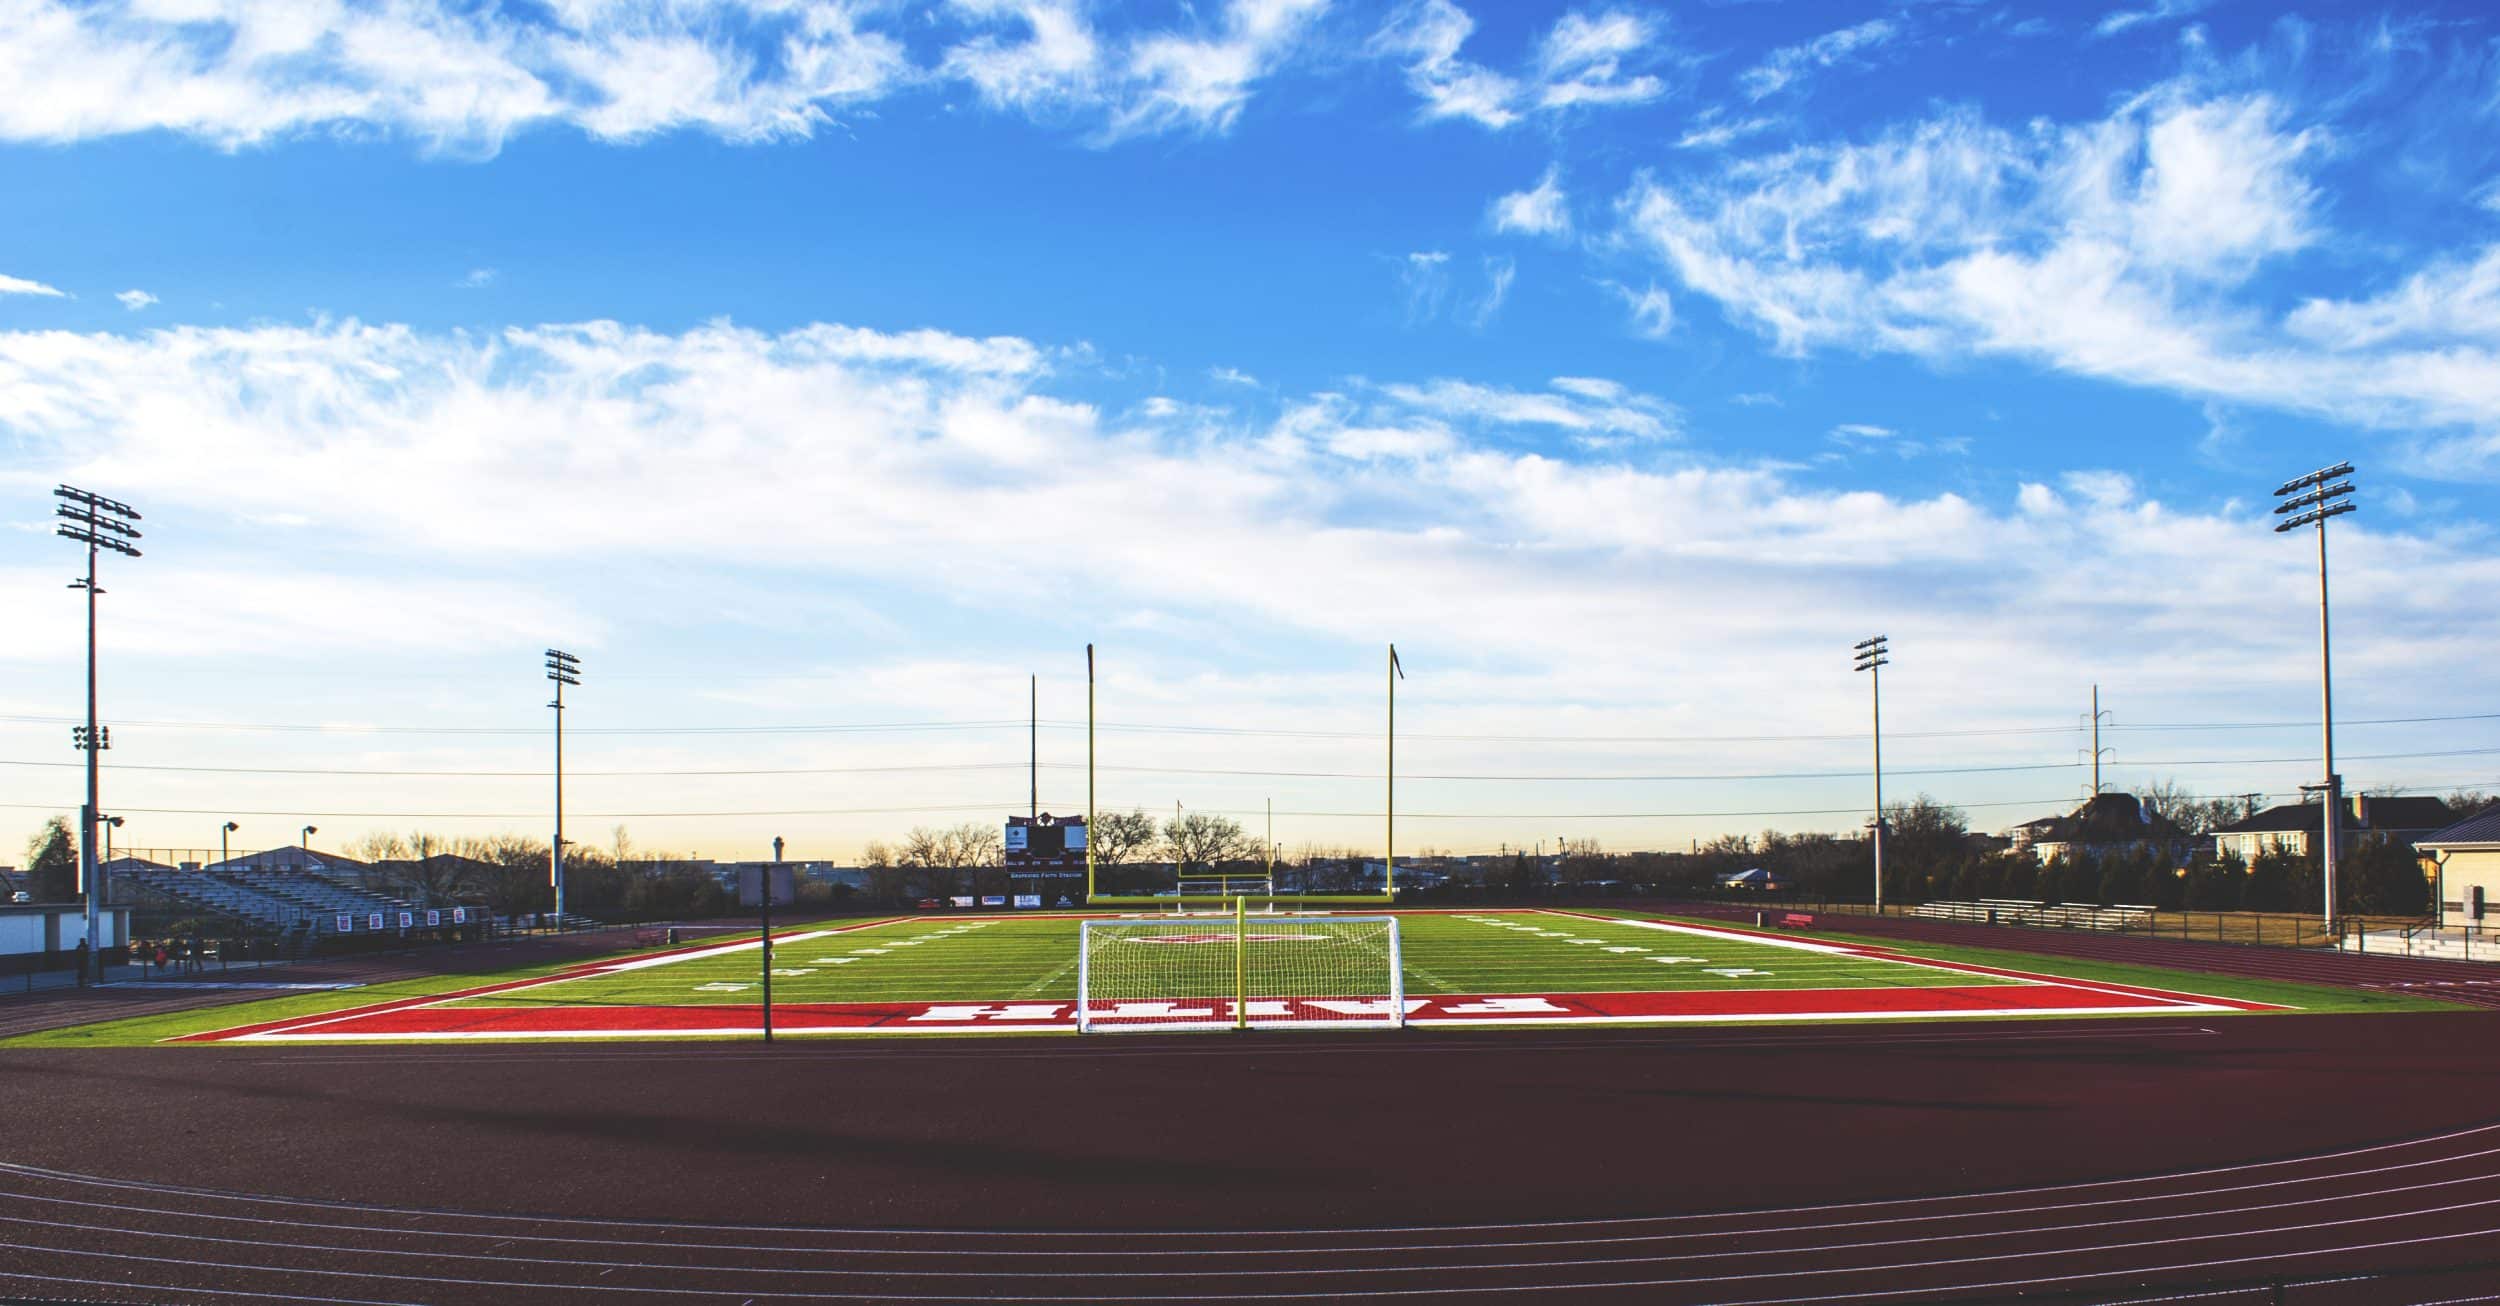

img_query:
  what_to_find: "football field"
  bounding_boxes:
[175,908,2287,1043]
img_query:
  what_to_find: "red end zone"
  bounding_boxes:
[172,913,2285,1043]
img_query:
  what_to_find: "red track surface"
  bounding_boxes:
[5,1011,2500,1302]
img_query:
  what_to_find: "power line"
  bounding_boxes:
[8,778,2494,824]
[6,744,2499,783]
[2,709,2493,745]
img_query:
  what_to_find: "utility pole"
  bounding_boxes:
[1029,673,1038,822]
[2273,462,2355,929]
[57,485,141,986]
[546,649,581,925]
[1854,636,1890,912]
[2086,685,2114,797]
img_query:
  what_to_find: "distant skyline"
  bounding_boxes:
[5,1,2499,863]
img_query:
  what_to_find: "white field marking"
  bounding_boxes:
[1605,947,1647,954]
[1553,911,2294,1012]
[693,983,750,993]
[229,998,2254,1042]
[810,958,858,965]
[1541,910,1858,957]
[586,928,851,975]
[1648,956,1710,965]
[1703,968,1769,978]
[850,948,889,955]
[1565,938,1604,945]
[769,969,817,978]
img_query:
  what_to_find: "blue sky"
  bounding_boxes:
[3,0,2498,863]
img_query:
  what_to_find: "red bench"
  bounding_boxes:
[1779,912,1816,929]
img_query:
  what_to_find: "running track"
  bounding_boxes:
[4,1012,2500,1302]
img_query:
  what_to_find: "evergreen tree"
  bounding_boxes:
[24,816,76,902]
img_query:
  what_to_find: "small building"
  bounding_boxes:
[2212,795,2455,863]
[2419,808,2500,929]
[2009,792,2189,866]
[1717,867,1793,891]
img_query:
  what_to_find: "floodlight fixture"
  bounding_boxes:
[2272,461,2354,498]
[2271,460,2355,927]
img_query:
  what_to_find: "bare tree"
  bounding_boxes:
[860,840,908,903]
[1088,809,1160,868]
[1163,812,1255,874]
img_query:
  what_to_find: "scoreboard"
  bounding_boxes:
[1004,813,1087,865]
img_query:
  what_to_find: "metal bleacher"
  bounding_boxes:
[115,863,425,936]
[1911,899,2158,932]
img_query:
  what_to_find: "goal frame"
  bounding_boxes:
[1075,902,1406,1034]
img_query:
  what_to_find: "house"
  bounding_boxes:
[2211,795,2455,863]
[2418,807,2500,929]
[2008,792,2189,865]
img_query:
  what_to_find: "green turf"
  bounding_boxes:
[1,907,2467,1047]
[447,910,2022,1012]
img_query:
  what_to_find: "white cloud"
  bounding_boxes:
[1375,1,1669,130]
[1378,376,1677,443]
[1739,18,1898,101]
[0,0,1326,154]
[2094,0,2213,40]
[0,274,66,297]
[1613,80,2500,475]
[1209,365,1259,386]
[1605,281,1674,339]
[1490,167,1571,237]
[1468,256,1515,329]
[1832,423,1895,440]
[1676,114,1776,151]
[6,314,2498,853]
[456,268,495,290]
[114,289,157,311]
[1398,250,1452,323]
[0,0,909,153]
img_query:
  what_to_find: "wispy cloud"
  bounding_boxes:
[1739,18,1898,101]
[1611,70,2500,472]
[0,273,66,297]
[1490,166,1571,237]
[1604,280,1674,339]
[1209,365,1259,386]
[0,0,1327,155]
[947,0,1328,144]
[113,288,156,310]
[1375,2,1672,130]
[456,268,496,289]
[2094,0,2214,40]
[1468,256,1516,329]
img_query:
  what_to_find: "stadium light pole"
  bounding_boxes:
[1854,636,1889,912]
[546,649,581,924]
[301,825,315,852]
[2273,461,2355,931]
[221,821,238,867]
[101,815,124,872]
[57,484,140,984]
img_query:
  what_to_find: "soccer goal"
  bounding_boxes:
[1076,908,1405,1033]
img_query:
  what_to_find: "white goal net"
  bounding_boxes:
[1076,913,1404,1033]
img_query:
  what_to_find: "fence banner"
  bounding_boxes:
[336,914,352,932]
[369,912,384,930]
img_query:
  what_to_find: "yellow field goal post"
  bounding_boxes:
[1075,897,1407,1033]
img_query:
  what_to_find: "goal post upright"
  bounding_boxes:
[1234,895,1248,1032]
[1086,642,1096,904]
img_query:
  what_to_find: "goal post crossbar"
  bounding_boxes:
[1075,909,1405,1034]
